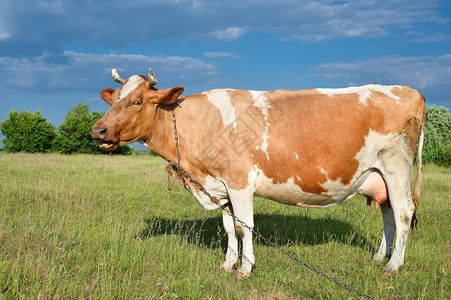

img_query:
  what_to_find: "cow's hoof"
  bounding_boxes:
[383,266,398,276]
[235,271,251,279]
[383,269,397,277]
[219,262,238,273]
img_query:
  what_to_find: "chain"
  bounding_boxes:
[168,104,374,299]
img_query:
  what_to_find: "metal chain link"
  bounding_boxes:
[168,104,375,299]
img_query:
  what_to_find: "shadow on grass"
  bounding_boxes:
[138,213,375,253]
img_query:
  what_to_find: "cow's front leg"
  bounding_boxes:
[228,189,255,278]
[220,202,238,272]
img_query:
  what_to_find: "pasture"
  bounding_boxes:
[0,153,449,299]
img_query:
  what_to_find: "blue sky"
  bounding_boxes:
[1,0,450,148]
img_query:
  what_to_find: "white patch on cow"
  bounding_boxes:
[294,152,299,160]
[358,89,372,103]
[191,175,229,210]
[256,132,270,160]
[316,84,401,104]
[317,166,362,203]
[250,90,271,111]
[117,75,145,102]
[202,89,237,127]
[138,139,151,149]
[255,171,333,207]
[355,130,396,168]
[251,90,271,160]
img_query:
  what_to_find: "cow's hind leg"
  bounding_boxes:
[383,193,415,274]
[378,155,416,274]
[373,201,395,262]
[220,202,239,272]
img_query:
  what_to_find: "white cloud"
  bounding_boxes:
[279,0,447,42]
[0,17,11,41]
[38,0,64,14]
[410,32,451,43]
[0,32,11,41]
[315,54,451,90]
[0,51,217,92]
[204,52,242,59]
[212,27,246,41]
[0,0,448,58]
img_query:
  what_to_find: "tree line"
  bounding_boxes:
[0,104,136,155]
[1,104,450,166]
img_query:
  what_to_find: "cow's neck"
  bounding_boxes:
[144,98,197,165]
[143,105,178,163]
[146,94,218,178]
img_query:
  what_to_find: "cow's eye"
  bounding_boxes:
[133,100,142,105]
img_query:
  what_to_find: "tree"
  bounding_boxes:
[52,103,136,155]
[0,110,56,153]
[51,103,105,154]
[423,106,451,166]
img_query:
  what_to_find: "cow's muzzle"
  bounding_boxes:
[92,124,119,151]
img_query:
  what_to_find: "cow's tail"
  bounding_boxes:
[411,103,426,229]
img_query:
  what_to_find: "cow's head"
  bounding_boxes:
[92,67,184,151]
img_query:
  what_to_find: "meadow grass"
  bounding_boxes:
[0,153,449,299]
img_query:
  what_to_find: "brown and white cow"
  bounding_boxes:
[92,67,425,277]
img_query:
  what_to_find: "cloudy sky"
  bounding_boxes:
[1,0,450,141]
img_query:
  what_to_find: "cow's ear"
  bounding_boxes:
[158,87,184,105]
[100,88,116,106]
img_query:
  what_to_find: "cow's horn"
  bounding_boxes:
[111,66,127,85]
[147,68,158,88]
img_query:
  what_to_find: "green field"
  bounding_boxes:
[0,153,449,299]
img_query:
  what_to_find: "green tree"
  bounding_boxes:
[423,106,451,166]
[52,104,105,154]
[0,110,56,153]
[52,103,136,155]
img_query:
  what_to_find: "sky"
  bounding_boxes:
[1,0,450,149]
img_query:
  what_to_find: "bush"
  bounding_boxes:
[423,106,451,167]
[114,145,138,156]
[0,110,56,153]
[51,104,105,154]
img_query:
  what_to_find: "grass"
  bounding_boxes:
[0,153,449,299]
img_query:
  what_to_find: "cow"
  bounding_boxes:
[92,67,425,278]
